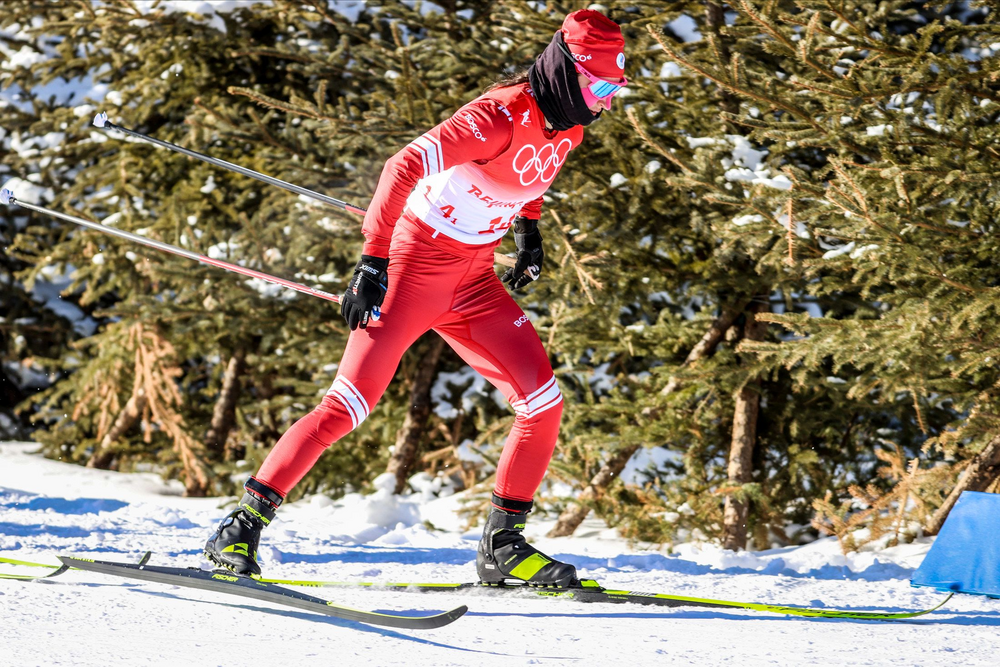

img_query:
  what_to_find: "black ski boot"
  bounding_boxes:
[204,477,282,576]
[476,494,578,588]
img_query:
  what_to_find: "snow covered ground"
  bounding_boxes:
[1,441,998,666]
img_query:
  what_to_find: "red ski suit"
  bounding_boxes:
[256,83,583,502]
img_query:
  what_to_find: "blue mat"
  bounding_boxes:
[912,490,1000,598]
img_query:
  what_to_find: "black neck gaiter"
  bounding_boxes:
[528,31,599,131]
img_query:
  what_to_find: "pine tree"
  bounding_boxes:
[2,0,395,495]
[3,1,643,504]
[7,0,996,550]
[624,0,1000,547]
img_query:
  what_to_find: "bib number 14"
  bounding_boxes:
[479,215,515,235]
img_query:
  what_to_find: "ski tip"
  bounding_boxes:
[420,604,469,628]
[0,188,12,205]
[93,111,109,128]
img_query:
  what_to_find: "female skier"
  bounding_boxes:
[206,9,628,588]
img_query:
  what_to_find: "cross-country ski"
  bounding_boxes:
[58,555,468,630]
[1,550,954,620]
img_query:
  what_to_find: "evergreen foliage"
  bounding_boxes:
[2,0,998,551]
[624,0,1000,548]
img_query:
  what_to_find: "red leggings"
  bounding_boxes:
[255,215,563,502]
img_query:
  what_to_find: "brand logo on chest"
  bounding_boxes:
[511,138,573,186]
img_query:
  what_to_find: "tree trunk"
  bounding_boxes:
[0,365,26,421]
[721,302,768,551]
[705,2,740,124]
[925,434,1000,535]
[87,391,147,469]
[205,349,246,461]
[547,303,745,538]
[546,445,639,537]
[721,383,761,550]
[387,335,447,495]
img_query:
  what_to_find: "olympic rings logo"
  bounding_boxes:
[511,139,573,186]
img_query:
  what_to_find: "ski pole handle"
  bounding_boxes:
[493,253,516,268]
[0,188,342,304]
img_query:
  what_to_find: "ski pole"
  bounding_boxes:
[92,112,367,216]
[91,112,517,269]
[0,187,342,304]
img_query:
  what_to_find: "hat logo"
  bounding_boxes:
[570,52,593,62]
[616,52,625,69]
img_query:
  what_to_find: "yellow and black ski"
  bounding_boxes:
[0,553,953,621]
[0,555,70,580]
[56,556,467,630]
[0,552,154,580]
[253,575,953,621]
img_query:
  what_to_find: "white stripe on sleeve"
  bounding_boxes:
[411,133,443,176]
[407,141,430,177]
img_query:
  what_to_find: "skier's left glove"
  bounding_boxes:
[501,217,543,291]
[341,255,388,331]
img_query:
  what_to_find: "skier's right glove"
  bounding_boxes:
[341,255,388,331]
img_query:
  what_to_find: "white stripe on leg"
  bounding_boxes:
[326,376,371,430]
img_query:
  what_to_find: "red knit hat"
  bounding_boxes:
[560,9,626,80]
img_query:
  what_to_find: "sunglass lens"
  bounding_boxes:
[590,81,621,99]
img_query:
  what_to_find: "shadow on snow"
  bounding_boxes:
[128,587,580,660]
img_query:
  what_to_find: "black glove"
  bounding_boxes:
[341,255,388,330]
[501,217,543,290]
